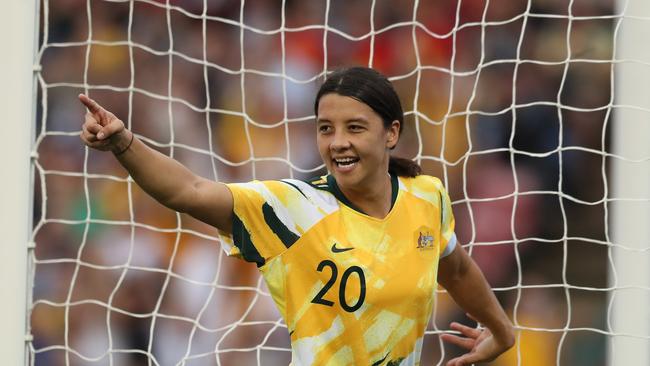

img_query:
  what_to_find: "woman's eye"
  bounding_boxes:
[349,125,363,131]
[319,125,331,133]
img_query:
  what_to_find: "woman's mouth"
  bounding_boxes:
[333,157,359,171]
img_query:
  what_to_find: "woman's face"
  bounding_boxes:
[316,93,399,190]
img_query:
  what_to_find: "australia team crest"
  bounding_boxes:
[416,227,435,251]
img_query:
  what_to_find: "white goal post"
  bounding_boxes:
[0,1,38,365]
[609,0,650,364]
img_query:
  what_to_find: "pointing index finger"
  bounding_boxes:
[78,93,103,114]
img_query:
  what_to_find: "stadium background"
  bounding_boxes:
[32,0,614,364]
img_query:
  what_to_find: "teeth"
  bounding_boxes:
[335,157,358,167]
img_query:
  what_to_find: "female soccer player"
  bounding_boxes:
[79,67,514,365]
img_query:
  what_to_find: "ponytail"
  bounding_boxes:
[389,156,421,177]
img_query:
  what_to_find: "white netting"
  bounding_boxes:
[28,0,650,365]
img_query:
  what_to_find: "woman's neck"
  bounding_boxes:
[339,172,393,219]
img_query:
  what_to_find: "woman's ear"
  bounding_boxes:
[386,120,400,149]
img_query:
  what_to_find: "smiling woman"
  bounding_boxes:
[316,93,399,218]
[315,67,418,219]
[79,66,514,366]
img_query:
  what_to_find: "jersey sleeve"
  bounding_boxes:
[435,180,457,258]
[218,180,303,267]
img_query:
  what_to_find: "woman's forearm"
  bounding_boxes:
[79,94,234,231]
[439,247,515,347]
[112,130,202,213]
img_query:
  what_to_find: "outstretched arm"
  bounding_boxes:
[78,94,234,232]
[437,244,515,366]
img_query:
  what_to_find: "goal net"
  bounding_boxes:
[25,0,650,365]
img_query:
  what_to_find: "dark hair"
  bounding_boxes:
[314,67,421,177]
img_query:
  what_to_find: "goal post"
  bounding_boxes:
[610,0,650,364]
[0,1,38,365]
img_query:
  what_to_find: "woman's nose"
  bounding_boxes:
[330,130,351,151]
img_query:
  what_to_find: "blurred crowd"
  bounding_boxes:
[32,0,615,365]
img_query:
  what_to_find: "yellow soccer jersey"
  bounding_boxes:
[219,173,457,366]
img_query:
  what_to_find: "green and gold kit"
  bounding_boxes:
[219,173,457,365]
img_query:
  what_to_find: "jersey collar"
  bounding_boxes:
[326,173,399,215]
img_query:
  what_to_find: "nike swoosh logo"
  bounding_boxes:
[331,243,353,253]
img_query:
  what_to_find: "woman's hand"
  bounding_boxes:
[441,320,513,366]
[78,94,131,154]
